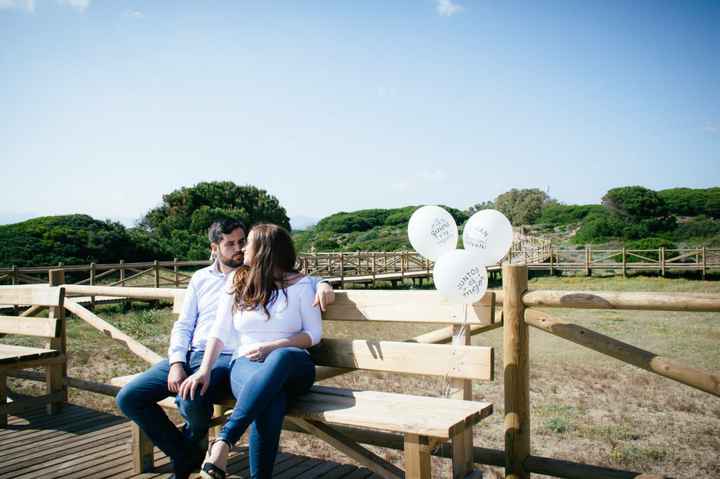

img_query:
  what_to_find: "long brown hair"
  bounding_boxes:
[232,224,298,317]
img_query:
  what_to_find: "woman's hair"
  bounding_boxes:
[232,223,298,317]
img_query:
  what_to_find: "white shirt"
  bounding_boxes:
[168,261,323,364]
[209,272,322,359]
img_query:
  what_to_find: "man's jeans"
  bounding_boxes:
[217,347,315,479]
[116,351,232,470]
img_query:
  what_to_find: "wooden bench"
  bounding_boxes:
[0,286,67,426]
[112,290,496,478]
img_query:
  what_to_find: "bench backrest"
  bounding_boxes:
[314,290,495,381]
[170,289,496,381]
[0,286,65,339]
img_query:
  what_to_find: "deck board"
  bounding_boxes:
[1,403,377,478]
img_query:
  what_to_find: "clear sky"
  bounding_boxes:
[1,0,719,227]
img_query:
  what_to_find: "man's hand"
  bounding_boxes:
[313,282,335,312]
[167,362,187,393]
[178,368,211,400]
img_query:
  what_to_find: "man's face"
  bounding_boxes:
[212,227,246,268]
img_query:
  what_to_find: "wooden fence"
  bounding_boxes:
[0,246,717,291]
[3,266,719,478]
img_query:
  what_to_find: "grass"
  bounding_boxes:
[4,274,720,478]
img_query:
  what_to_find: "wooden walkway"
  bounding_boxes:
[0,403,379,479]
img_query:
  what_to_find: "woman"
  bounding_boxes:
[181,224,321,479]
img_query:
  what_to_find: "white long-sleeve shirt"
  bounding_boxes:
[168,262,323,364]
[209,272,322,359]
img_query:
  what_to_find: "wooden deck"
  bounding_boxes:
[0,403,379,478]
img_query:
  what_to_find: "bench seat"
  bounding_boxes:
[111,374,492,439]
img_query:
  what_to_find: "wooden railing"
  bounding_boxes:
[1,246,718,292]
[3,266,719,478]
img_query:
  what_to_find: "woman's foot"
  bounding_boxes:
[200,440,230,479]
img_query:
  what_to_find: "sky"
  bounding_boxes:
[1,0,719,228]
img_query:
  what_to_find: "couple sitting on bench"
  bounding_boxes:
[116,219,335,479]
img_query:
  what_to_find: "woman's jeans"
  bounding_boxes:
[115,351,232,470]
[217,347,315,479]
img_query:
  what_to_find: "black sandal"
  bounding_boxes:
[199,440,228,479]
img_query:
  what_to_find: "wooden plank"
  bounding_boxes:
[19,304,47,317]
[172,291,187,314]
[63,284,178,300]
[404,434,431,479]
[309,338,493,380]
[290,386,492,438]
[0,373,5,427]
[0,344,59,364]
[324,290,494,325]
[0,286,63,307]
[0,353,64,369]
[0,316,59,337]
[64,300,163,364]
[289,418,404,479]
[525,308,720,397]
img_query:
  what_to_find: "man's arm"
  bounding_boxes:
[310,276,335,311]
[168,279,199,363]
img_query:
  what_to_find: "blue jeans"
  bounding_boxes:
[217,347,315,479]
[116,351,232,470]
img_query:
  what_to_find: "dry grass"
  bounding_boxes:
[4,276,720,478]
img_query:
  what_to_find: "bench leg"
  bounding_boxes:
[0,373,6,427]
[131,422,155,473]
[451,423,474,479]
[405,433,431,479]
[46,364,65,415]
[210,404,228,439]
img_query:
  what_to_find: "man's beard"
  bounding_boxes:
[219,254,243,268]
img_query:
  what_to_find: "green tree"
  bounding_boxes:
[602,186,668,218]
[0,215,149,267]
[493,189,554,225]
[139,181,290,259]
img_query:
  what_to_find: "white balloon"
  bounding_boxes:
[433,249,488,304]
[407,205,458,261]
[462,209,513,266]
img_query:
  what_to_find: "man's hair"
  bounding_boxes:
[208,219,247,244]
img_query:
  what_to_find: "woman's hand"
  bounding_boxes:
[178,368,211,400]
[167,362,188,393]
[244,342,276,362]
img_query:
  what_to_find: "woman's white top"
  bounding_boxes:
[209,272,323,359]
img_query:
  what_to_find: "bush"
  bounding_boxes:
[602,186,668,218]
[537,204,604,226]
[0,215,143,267]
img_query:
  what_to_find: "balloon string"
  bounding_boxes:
[441,304,469,398]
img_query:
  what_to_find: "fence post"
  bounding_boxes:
[585,246,591,277]
[154,260,160,288]
[10,265,16,286]
[401,251,406,282]
[503,263,530,479]
[371,252,377,286]
[119,260,126,286]
[48,268,67,414]
[339,253,345,289]
[622,247,627,277]
[173,258,179,287]
[660,247,666,277]
[549,246,554,275]
[702,246,707,279]
[89,262,96,310]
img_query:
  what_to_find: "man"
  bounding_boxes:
[116,219,334,479]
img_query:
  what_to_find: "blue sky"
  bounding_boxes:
[1,0,718,227]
